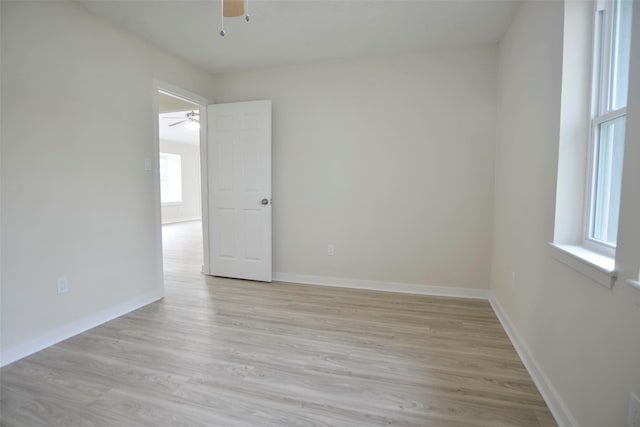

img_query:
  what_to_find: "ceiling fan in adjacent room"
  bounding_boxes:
[166,110,200,130]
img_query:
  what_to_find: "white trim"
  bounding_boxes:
[489,296,579,427]
[627,279,640,292]
[0,288,163,368]
[161,216,202,225]
[199,105,210,275]
[592,106,627,125]
[151,86,166,298]
[548,243,617,288]
[273,272,490,299]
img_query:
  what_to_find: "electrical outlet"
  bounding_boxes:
[327,244,335,256]
[629,392,640,427]
[511,272,516,289]
[57,276,69,294]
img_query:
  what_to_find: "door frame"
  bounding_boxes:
[152,80,212,288]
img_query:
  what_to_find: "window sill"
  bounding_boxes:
[161,201,183,207]
[548,243,617,289]
[628,279,640,292]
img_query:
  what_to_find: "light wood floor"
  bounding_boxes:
[0,221,557,426]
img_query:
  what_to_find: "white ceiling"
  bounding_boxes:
[77,0,521,74]
[159,111,200,145]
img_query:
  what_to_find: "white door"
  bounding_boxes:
[207,100,272,282]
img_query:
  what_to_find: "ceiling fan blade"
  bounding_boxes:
[169,120,187,127]
[223,0,244,17]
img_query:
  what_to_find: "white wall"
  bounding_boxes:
[0,1,215,361]
[492,2,640,426]
[159,139,201,224]
[214,48,498,290]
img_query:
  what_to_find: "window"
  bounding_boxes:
[550,0,634,288]
[159,152,182,204]
[586,0,633,252]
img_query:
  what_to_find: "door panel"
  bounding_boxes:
[207,101,272,282]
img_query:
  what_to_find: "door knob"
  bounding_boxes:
[261,198,269,205]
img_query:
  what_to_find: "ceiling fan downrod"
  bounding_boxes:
[220,0,225,36]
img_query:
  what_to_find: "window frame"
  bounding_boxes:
[583,0,631,257]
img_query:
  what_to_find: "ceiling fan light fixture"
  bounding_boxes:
[185,120,200,131]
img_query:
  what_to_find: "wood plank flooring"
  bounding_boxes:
[0,221,557,426]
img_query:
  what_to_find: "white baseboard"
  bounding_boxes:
[273,272,490,299]
[0,288,164,367]
[489,295,578,427]
[161,216,201,225]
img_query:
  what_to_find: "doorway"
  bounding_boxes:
[152,82,273,287]
[153,83,211,285]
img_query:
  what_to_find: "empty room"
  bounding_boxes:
[1,1,639,426]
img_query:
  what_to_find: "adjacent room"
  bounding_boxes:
[157,91,205,279]
[1,1,639,426]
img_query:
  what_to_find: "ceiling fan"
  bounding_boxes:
[219,0,250,36]
[165,111,200,129]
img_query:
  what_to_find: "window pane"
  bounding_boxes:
[591,115,625,244]
[159,153,182,203]
[610,0,633,110]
